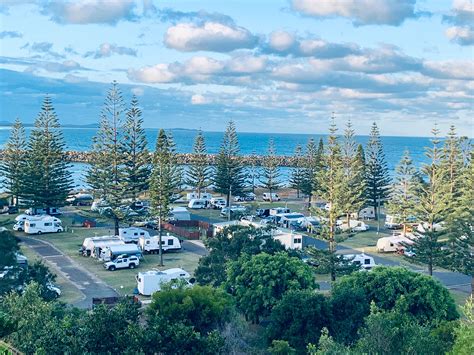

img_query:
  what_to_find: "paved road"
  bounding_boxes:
[303,235,471,294]
[19,236,118,309]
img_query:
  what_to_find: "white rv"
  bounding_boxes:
[343,253,376,270]
[357,207,375,220]
[118,227,150,243]
[188,199,208,209]
[169,207,191,221]
[186,192,212,201]
[138,234,182,254]
[376,235,414,253]
[136,268,192,296]
[100,244,142,261]
[385,215,402,229]
[24,216,63,235]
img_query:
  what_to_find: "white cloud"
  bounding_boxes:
[191,94,210,105]
[128,63,177,83]
[443,0,474,45]
[43,0,136,25]
[446,26,474,45]
[84,43,137,59]
[291,0,418,26]
[164,21,257,52]
[269,30,295,51]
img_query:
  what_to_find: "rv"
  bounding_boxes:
[376,235,414,253]
[272,231,303,250]
[25,207,61,216]
[188,199,208,209]
[169,207,191,221]
[186,192,212,201]
[100,244,142,261]
[357,206,375,220]
[263,192,280,201]
[138,234,182,254]
[136,268,192,296]
[24,216,63,235]
[343,253,376,270]
[118,227,150,243]
[81,236,123,257]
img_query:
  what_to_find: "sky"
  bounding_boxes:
[0,0,473,137]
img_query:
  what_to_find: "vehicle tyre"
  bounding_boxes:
[129,263,135,269]
[37,231,42,235]
[57,229,61,233]
[109,266,116,271]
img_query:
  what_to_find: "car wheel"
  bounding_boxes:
[37,231,42,235]
[129,263,135,269]
[57,229,61,233]
[109,266,116,271]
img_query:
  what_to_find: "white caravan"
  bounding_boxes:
[24,216,63,235]
[169,207,191,221]
[188,199,208,209]
[100,244,142,261]
[377,235,414,253]
[138,234,182,254]
[343,253,376,270]
[272,231,303,250]
[385,215,402,229]
[118,227,150,243]
[81,236,123,257]
[186,192,212,201]
[337,219,370,232]
[263,192,280,201]
[136,268,192,296]
[357,206,376,220]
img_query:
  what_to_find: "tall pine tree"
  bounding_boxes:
[213,121,246,206]
[23,96,73,210]
[149,129,182,266]
[186,130,211,198]
[121,96,150,201]
[260,138,281,202]
[0,118,27,205]
[365,122,390,220]
[289,144,305,198]
[301,138,323,209]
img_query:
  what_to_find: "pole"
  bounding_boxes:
[158,210,163,266]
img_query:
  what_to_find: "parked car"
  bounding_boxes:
[234,193,256,202]
[210,198,226,209]
[104,255,140,271]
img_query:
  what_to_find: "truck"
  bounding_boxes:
[118,227,150,243]
[24,216,63,235]
[136,268,192,296]
[104,255,140,271]
[138,234,182,254]
[100,244,142,262]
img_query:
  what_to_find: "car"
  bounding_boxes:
[220,205,247,217]
[234,193,256,202]
[104,255,140,271]
[404,249,416,257]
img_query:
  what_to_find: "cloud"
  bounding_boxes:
[84,43,137,59]
[191,94,210,105]
[26,60,83,73]
[164,21,258,52]
[446,26,474,45]
[42,0,137,25]
[443,0,474,45]
[158,8,235,25]
[21,41,65,59]
[0,30,22,39]
[291,0,420,26]
[131,87,144,96]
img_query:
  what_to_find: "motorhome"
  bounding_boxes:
[24,216,63,235]
[343,253,376,270]
[269,207,290,216]
[25,207,61,216]
[138,234,182,254]
[100,244,142,262]
[169,207,191,221]
[263,192,280,201]
[136,268,192,296]
[118,227,150,243]
[81,236,123,257]
[188,199,208,209]
[186,192,212,201]
[376,235,414,253]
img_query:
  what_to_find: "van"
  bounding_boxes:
[24,216,63,235]
[263,192,280,201]
[188,199,208,209]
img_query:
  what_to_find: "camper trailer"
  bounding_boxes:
[136,268,192,296]
[24,216,63,235]
[343,253,376,270]
[100,244,142,262]
[188,199,209,209]
[81,236,123,257]
[118,227,150,243]
[376,235,414,253]
[357,207,375,220]
[186,192,212,201]
[138,234,182,254]
[384,215,402,229]
[169,207,191,221]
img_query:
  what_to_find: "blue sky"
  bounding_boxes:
[0,0,472,136]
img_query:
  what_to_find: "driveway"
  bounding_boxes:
[19,236,118,309]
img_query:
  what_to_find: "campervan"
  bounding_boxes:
[118,227,150,243]
[24,216,63,235]
[100,244,142,262]
[343,253,376,270]
[136,268,192,296]
[188,199,208,209]
[138,234,182,254]
[169,207,191,221]
[81,236,123,257]
[186,192,212,201]
[263,192,280,201]
[376,235,414,253]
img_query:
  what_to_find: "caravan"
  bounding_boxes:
[100,244,142,261]
[188,199,209,209]
[186,192,212,201]
[337,219,370,232]
[136,268,192,296]
[81,236,123,257]
[118,227,150,243]
[138,234,182,254]
[24,216,63,235]
[343,253,376,270]
[376,235,414,253]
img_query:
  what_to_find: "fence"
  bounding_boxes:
[162,220,213,240]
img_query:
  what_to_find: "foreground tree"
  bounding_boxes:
[0,118,27,205]
[186,130,211,198]
[449,297,474,355]
[225,252,316,323]
[365,122,390,220]
[149,129,181,266]
[213,121,246,206]
[289,144,305,198]
[260,138,281,202]
[121,96,150,201]
[23,96,73,209]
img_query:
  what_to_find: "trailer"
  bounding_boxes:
[81,236,123,257]
[138,234,182,254]
[136,268,192,296]
[118,227,150,243]
[100,244,142,262]
[376,235,414,252]
[24,216,63,235]
[343,253,376,270]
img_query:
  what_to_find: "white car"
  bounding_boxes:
[104,255,140,271]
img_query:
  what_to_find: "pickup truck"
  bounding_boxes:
[104,255,140,271]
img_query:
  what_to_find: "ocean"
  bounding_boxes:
[0,127,435,189]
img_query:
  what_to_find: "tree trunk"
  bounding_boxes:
[307,194,312,210]
[329,220,336,282]
[114,216,119,236]
[296,188,300,198]
[471,275,473,296]
[158,215,164,266]
[197,187,201,199]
